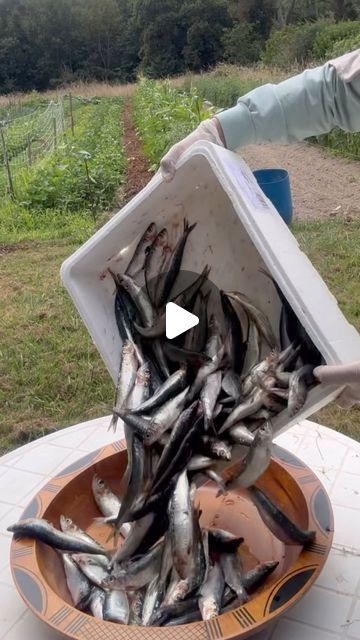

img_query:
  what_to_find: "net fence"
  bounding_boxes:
[0,100,65,196]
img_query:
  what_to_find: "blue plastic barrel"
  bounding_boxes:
[253,168,293,225]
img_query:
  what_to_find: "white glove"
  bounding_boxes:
[160,118,225,183]
[314,361,360,408]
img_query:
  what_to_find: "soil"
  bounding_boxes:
[118,100,152,206]
[0,241,40,256]
[241,142,360,220]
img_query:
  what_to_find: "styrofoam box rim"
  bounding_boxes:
[61,141,360,437]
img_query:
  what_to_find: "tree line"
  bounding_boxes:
[0,0,358,93]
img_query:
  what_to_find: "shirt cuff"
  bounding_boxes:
[216,102,256,150]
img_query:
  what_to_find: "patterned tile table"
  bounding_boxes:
[0,418,359,639]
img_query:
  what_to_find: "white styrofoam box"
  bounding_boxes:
[60,141,360,437]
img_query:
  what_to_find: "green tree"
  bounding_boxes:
[135,0,186,77]
[248,0,275,39]
[181,0,232,70]
[80,0,123,80]
[113,0,140,81]
[223,23,263,64]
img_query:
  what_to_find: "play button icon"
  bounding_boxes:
[166,302,199,340]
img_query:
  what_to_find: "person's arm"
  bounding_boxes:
[160,50,360,180]
[217,49,360,150]
[313,362,360,408]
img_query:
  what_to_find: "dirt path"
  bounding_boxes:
[241,142,360,220]
[118,100,150,205]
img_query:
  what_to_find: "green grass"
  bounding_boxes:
[0,203,98,244]
[181,66,288,110]
[0,241,113,454]
[292,218,360,441]
[314,130,360,162]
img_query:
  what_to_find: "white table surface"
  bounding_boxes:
[0,417,359,640]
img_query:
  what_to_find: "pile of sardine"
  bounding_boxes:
[8,219,322,626]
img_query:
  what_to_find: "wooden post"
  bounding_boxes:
[61,100,66,135]
[69,93,75,136]
[0,127,15,198]
[52,117,57,149]
[27,135,32,166]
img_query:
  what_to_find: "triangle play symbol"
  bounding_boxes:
[165,302,199,340]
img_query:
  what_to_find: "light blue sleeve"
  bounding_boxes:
[216,60,360,150]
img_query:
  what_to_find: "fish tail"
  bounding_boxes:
[108,413,118,432]
[184,218,197,235]
[112,504,129,532]
[204,414,216,435]
[226,536,244,552]
[107,548,121,569]
[216,487,227,498]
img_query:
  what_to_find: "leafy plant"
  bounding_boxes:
[312,21,360,59]
[133,79,215,167]
[315,129,360,160]
[15,98,125,215]
[262,21,328,67]
[324,31,360,58]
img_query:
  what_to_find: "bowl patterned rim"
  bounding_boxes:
[10,441,334,640]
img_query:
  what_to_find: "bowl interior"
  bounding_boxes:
[37,449,309,606]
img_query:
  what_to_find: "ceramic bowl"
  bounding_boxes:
[10,440,333,639]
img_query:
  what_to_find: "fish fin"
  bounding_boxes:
[184,218,197,235]
[229,536,244,551]
[106,527,120,547]
[202,264,211,280]
[215,487,227,498]
[108,413,118,432]
[111,406,125,419]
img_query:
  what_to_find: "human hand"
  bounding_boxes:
[160,118,226,183]
[313,361,360,408]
